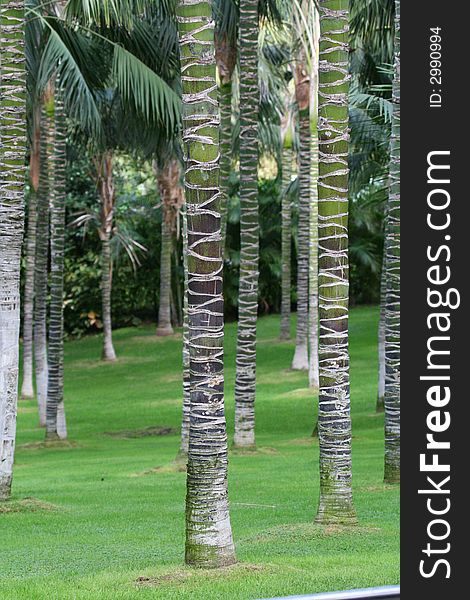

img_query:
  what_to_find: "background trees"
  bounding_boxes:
[0,0,400,590]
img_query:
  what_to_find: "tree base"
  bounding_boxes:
[156,325,174,337]
[185,544,237,569]
[315,502,357,526]
[233,433,255,449]
[102,354,117,362]
[384,464,400,484]
[291,344,308,370]
[0,475,12,502]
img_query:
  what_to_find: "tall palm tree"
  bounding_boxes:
[376,249,386,411]
[279,94,295,341]
[315,0,356,525]
[291,54,310,371]
[34,100,52,426]
[177,0,236,567]
[234,0,260,448]
[156,158,183,336]
[179,202,190,457]
[46,88,68,439]
[20,108,40,400]
[94,150,118,361]
[308,11,320,389]
[383,0,400,484]
[0,0,27,501]
[215,0,237,250]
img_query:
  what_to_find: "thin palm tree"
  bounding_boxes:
[383,0,400,484]
[0,0,27,501]
[279,93,295,341]
[215,0,237,250]
[234,0,260,448]
[308,12,320,390]
[177,0,236,566]
[291,53,310,371]
[20,108,40,400]
[156,158,183,336]
[315,0,356,525]
[45,87,68,439]
[34,99,52,426]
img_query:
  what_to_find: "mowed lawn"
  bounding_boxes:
[1,306,399,599]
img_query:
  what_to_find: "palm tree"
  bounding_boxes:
[39,0,181,361]
[234,0,260,448]
[315,0,356,525]
[0,0,27,501]
[279,93,295,341]
[179,203,190,457]
[308,10,320,389]
[34,99,52,426]
[177,0,236,567]
[156,158,183,336]
[291,54,310,371]
[383,0,400,484]
[308,95,319,389]
[376,249,386,411]
[215,0,237,250]
[20,108,40,400]
[46,88,68,439]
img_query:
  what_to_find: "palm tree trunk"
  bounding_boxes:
[280,145,292,340]
[46,90,67,440]
[383,0,400,484]
[156,159,177,337]
[376,249,386,411]
[292,61,310,371]
[20,113,40,400]
[34,104,52,427]
[215,34,236,252]
[308,130,319,389]
[179,203,190,457]
[97,152,117,362]
[0,0,26,500]
[234,0,259,448]
[315,0,356,525]
[177,0,236,567]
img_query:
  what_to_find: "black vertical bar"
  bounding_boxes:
[401,2,467,597]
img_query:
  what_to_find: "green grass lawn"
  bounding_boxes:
[1,306,399,599]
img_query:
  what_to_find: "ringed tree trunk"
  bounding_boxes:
[34,101,53,427]
[234,0,260,449]
[20,107,40,400]
[177,0,236,568]
[315,0,356,525]
[46,90,67,440]
[279,111,294,341]
[376,248,386,411]
[308,126,320,389]
[156,158,183,336]
[383,0,400,484]
[215,32,236,252]
[179,202,190,458]
[308,22,320,391]
[96,152,117,362]
[0,0,26,500]
[291,59,311,371]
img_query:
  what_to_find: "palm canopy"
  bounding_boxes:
[26,0,181,145]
